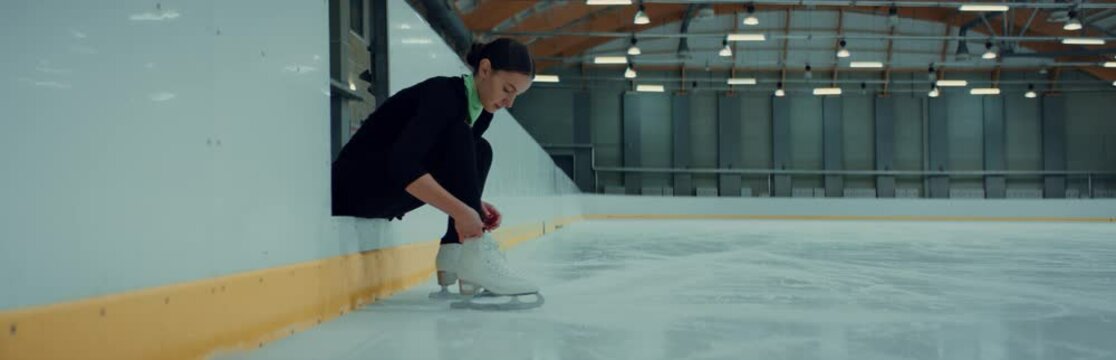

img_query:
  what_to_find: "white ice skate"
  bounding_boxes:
[451,234,544,311]
[427,243,479,300]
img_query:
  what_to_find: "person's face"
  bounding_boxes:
[475,58,533,113]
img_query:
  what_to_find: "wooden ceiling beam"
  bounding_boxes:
[460,1,536,31]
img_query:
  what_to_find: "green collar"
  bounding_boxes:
[462,74,483,125]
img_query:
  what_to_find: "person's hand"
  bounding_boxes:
[481,201,502,231]
[453,208,485,241]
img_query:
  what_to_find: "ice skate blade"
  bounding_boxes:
[450,292,545,311]
[427,288,467,300]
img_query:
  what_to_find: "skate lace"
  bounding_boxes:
[480,240,517,277]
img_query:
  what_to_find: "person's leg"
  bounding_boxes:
[438,135,493,244]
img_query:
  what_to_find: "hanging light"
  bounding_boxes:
[718,38,732,57]
[813,87,842,96]
[1025,84,1037,98]
[588,0,632,5]
[837,39,850,58]
[928,86,940,98]
[982,41,997,60]
[775,82,785,97]
[959,4,1010,12]
[971,87,1001,95]
[1064,10,1082,31]
[633,4,650,25]
[627,36,641,55]
[743,4,759,26]
[624,62,637,79]
[804,64,813,79]
[928,64,937,81]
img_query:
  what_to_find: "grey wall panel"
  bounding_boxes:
[673,94,693,196]
[1066,93,1116,172]
[640,93,673,188]
[741,96,773,195]
[718,95,742,196]
[622,92,642,194]
[790,96,824,190]
[1004,95,1043,191]
[948,93,984,194]
[823,97,844,197]
[513,88,573,144]
[573,91,594,192]
[590,86,624,190]
[843,95,874,190]
[928,97,950,198]
[983,96,1006,198]
[690,93,719,191]
[1042,95,1067,198]
[772,96,792,197]
[874,96,896,197]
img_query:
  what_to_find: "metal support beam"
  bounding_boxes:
[492,31,1116,42]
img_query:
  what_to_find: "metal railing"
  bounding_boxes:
[540,144,1116,197]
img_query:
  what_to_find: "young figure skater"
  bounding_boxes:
[332,38,541,310]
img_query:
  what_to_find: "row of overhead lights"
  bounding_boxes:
[536,1,1116,85]
[626,82,1115,97]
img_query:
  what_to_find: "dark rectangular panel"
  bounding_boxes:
[673,94,693,196]
[370,0,389,107]
[772,95,792,197]
[573,91,594,192]
[718,95,742,196]
[823,97,844,197]
[874,96,896,197]
[622,92,642,195]
[927,96,950,198]
[983,96,1005,198]
[1042,95,1067,198]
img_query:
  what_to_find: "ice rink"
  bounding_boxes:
[218,219,1116,360]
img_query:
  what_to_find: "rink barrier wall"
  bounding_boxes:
[3,197,1111,360]
[0,216,584,360]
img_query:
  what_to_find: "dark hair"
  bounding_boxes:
[465,38,535,77]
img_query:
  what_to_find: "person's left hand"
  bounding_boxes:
[481,201,502,231]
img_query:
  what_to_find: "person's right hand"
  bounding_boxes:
[453,208,486,241]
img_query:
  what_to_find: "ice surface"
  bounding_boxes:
[216,220,1116,360]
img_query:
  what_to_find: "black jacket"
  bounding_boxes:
[333,76,493,193]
